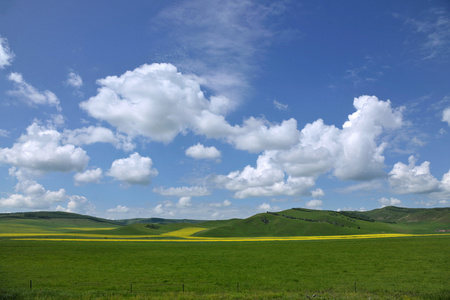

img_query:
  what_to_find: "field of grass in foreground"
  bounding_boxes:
[0,235,449,299]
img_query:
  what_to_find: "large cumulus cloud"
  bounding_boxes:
[80,63,408,199]
[80,63,299,152]
[215,95,404,198]
[80,63,218,143]
[389,156,441,194]
[334,95,403,180]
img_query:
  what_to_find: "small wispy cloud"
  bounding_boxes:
[66,71,83,88]
[151,0,292,103]
[273,99,289,111]
[0,36,14,68]
[401,7,450,60]
[344,56,385,87]
[0,129,9,137]
[7,72,61,110]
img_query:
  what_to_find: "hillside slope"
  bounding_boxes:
[0,211,120,233]
[195,207,450,237]
[359,206,450,223]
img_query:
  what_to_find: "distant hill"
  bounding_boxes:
[195,206,450,237]
[117,217,205,226]
[358,206,450,223]
[0,211,120,225]
[1,206,448,237]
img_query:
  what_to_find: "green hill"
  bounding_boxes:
[0,211,121,234]
[1,206,448,237]
[195,207,450,237]
[358,206,450,223]
[0,211,120,225]
[117,217,204,226]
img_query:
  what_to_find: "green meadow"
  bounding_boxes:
[1,236,449,299]
[0,207,449,299]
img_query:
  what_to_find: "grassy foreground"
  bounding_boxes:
[1,235,449,299]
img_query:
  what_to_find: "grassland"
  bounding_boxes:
[1,236,449,299]
[0,207,448,299]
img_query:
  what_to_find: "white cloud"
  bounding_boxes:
[334,95,403,180]
[80,63,216,143]
[403,8,450,60]
[210,199,232,207]
[177,196,192,208]
[386,159,450,203]
[106,205,130,213]
[215,151,315,199]
[81,63,300,154]
[151,0,286,102]
[0,168,66,209]
[339,180,384,193]
[66,71,83,88]
[276,119,341,177]
[223,199,232,207]
[378,197,402,207]
[8,72,60,110]
[424,169,450,201]
[153,186,210,197]
[186,143,221,160]
[0,36,14,68]
[441,170,450,192]
[273,99,288,110]
[74,168,103,185]
[225,117,300,153]
[0,122,89,174]
[214,95,404,198]
[63,126,117,145]
[337,207,367,212]
[442,107,450,126]
[415,199,449,207]
[0,168,95,213]
[311,188,325,197]
[57,195,95,215]
[62,126,135,151]
[0,129,9,137]
[305,199,323,210]
[107,152,158,186]
[389,156,440,194]
[153,204,164,215]
[276,96,403,181]
[81,65,403,201]
[256,202,280,212]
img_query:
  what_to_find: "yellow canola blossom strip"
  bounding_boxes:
[10,233,449,243]
[0,233,161,239]
[64,227,117,231]
[160,227,207,238]
[0,227,205,239]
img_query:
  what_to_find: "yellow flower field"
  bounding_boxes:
[3,226,447,243]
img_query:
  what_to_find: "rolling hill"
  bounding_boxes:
[194,207,450,237]
[0,206,448,237]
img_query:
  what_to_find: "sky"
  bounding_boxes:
[0,0,449,220]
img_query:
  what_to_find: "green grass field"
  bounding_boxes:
[1,208,448,299]
[1,236,449,299]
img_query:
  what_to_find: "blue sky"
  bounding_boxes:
[0,0,449,220]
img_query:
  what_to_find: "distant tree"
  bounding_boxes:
[261,216,270,224]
